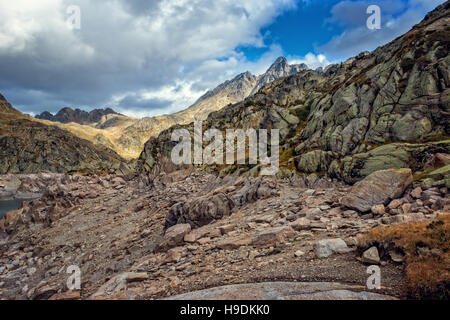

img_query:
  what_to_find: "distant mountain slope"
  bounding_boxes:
[31,56,309,159]
[0,95,130,174]
[176,57,307,123]
[137,1,450,184]
[36,107,119,125]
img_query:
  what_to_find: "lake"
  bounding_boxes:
[0,199,27,219]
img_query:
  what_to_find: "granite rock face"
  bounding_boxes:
[137,2,450,185]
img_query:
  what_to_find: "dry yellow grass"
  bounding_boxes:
[362,212,450,299]
[34,117,138,160]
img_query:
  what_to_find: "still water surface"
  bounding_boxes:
[0,199,28,219]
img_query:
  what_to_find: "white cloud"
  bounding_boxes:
[288,52,333,70]
[0,0,297,116]
[112,44,285,118]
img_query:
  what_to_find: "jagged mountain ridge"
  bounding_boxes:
[175,57,308,122]
[137,1,450,184]
[36,107,120,125]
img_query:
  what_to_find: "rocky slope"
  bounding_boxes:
[0,96,130,175]
[137,2,450,186]
[0,169,447,299]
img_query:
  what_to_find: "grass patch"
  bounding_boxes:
[361,213,450,299]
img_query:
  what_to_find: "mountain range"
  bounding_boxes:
[32,57,309,159]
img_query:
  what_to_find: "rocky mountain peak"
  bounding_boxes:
[251,56,309,95]
[267,56,289,72]
[36,107,119,125]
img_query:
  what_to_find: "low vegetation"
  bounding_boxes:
[362,212,450,299]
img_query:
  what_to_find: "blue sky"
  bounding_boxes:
[0,0,445,117]
[239,0,443,63]
[238,1,345,62]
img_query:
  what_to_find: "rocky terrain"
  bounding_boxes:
[0,168,448,300]
[0,1,449,301]
[31,57,308,160]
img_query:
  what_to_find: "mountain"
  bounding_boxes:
[250,57,307,95]
[31,57,309,159]
[36,107,119,125]
[175,57,308,123]
[0,95,130,174]
[137,1,450,184]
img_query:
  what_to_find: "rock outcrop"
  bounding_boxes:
[340,168,413,212]
[137,2,450,185]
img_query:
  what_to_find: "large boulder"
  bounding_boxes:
[165,193,235,229]
[340,168,413,212]
[155,223,191,252]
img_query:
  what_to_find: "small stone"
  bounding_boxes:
[389,251,404,263]
[27,267,37,276]
[163,247,186,264]
[49,291,81,300]
[388,199,403,209]
[156,223,191,252]
[371,204,385,215]
[216,236,252,250]
[219,224,236,235]
[289,217,311,231]
[294,250,305,257]
[125,272,149,283]
[410,187,422,199]
[401,203,412,214]
[251,226,295,247]
[208,229,222,238]
[361,246,380,264]
[303,189,316,196]
[197,237,211,245]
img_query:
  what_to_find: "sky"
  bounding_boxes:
[0,0,445,117]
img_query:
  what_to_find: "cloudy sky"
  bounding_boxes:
[0,0,444,117]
